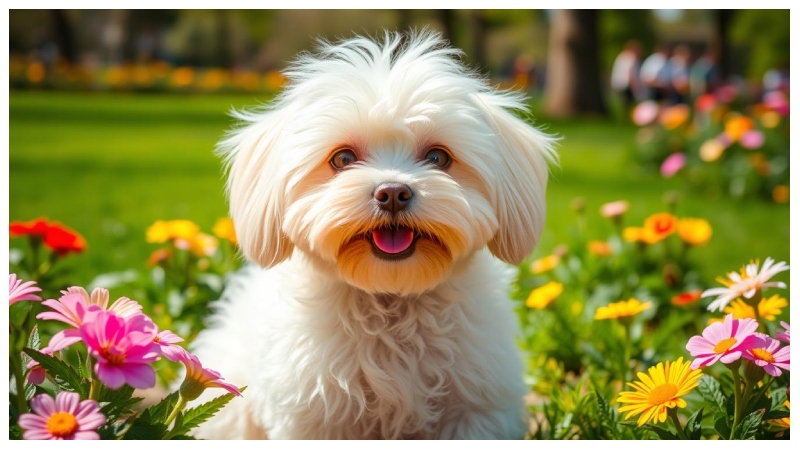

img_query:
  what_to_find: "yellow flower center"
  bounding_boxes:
[647,383,678,406]
[713,337,737,354]
[751,348,775,364]
[47,412,78,438]
[100,347,125,365]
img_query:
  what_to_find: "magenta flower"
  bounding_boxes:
[9,273,42,305]
[660,152,686,178]
[686,314,763,369]
[18,391,105,440]
[744,334,790,377]
[776,321,790,344]
[739,130,765,149]
[177,351,242,401]
[764,91,789,115]
[26,347,54,386]
[61,286,143,318]
[154,329,188,362]
[80,310,160,389]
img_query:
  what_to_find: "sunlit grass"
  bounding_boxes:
[9,91,789,292]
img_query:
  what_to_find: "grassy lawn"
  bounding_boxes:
[8,91,790,293]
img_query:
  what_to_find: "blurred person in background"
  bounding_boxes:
[610,40,644,111]
[689,49,721,99]
[640,44,672,103]
[668,44,691,104]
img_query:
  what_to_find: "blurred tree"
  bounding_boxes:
[728,9,789,79]
[714,9,735,79]
[545,9,607,117]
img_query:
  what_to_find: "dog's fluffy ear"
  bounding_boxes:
[217,108,294,268]
[474,93,558,265]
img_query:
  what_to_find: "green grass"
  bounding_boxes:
[9,91,790,291]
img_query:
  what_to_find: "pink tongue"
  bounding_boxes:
[372,227,414,254]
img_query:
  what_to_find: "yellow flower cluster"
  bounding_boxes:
[526,281,564,310]
[595,298,652,321]
[146,218,237,259]
[623,213,712,246]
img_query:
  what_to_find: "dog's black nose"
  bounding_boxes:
[374,183,413,214]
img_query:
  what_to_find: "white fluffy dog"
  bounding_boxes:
[190,31,557,439]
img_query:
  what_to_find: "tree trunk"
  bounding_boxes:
[51,10,77,63]
[545,9,607,117]
[469,11,488,71]
[714,9,736,79]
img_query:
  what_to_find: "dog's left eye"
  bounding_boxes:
[330,148,358,170]
[423,147,452,169]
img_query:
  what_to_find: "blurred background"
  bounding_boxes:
[8,9,790,298]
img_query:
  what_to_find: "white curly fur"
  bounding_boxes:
[189,30,557,439]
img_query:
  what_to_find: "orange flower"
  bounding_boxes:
[9,218,50,238]
[531,254,560,274]
[588,240,612,257]
[773,185,789,204]
[10,218,86,256]
[642,212,677,244]
[659,104,691,130]
[43,222,87,256]
[724,114,754,141]
[671,290,703,306]
[147,248,173,267]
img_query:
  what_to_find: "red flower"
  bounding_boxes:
[44,223,87,256]
[9,218,50,238]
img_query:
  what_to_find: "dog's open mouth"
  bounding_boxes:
[366,226,417,260]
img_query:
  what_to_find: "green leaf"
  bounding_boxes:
[732,409,764,440]
[24,325,40,365]
[23,348,89,398]
[172,390,241,435]
[697,375,727,415]
[714,411,732,438]
[96,384,143,421]
[121,417,168,440]
[9,424,23,440]
[641,423,678,440]
[684,408,704,440]
[142,390,180,423]
[170,435,198,440]
[763,410,790,421]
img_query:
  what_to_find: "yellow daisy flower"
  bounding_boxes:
[677,218,712,246]
[723,295,788,321]
[617,357,702,426]
[526,282,564,310]
[768,401,790,430]
[595,298,652,321]
[531,254,560,275]
[212,217,238,245]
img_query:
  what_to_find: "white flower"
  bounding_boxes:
[702,257,789,312]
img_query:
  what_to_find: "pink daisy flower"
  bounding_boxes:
[18,391,105,440]
[9,273,42,305]
[80,310,160,389]
[153,329,188,363]
[37,287,144,352]
[177,351,242,401]
[744,334,790,377]
[660,152,686,178]
[686,314,763,369]
[26,347,54,385]
[776,321,790,344]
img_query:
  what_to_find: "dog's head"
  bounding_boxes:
[219,31,557,295]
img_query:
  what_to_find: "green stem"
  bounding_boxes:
[10,350,28,415]
[729,364,744,440]
[668,408,688,440]
[746,289,765,332]
[622,321,632,385]
[89,377,101,401]
[165,395,188,428]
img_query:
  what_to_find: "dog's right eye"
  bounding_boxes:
[330,149,358,170]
